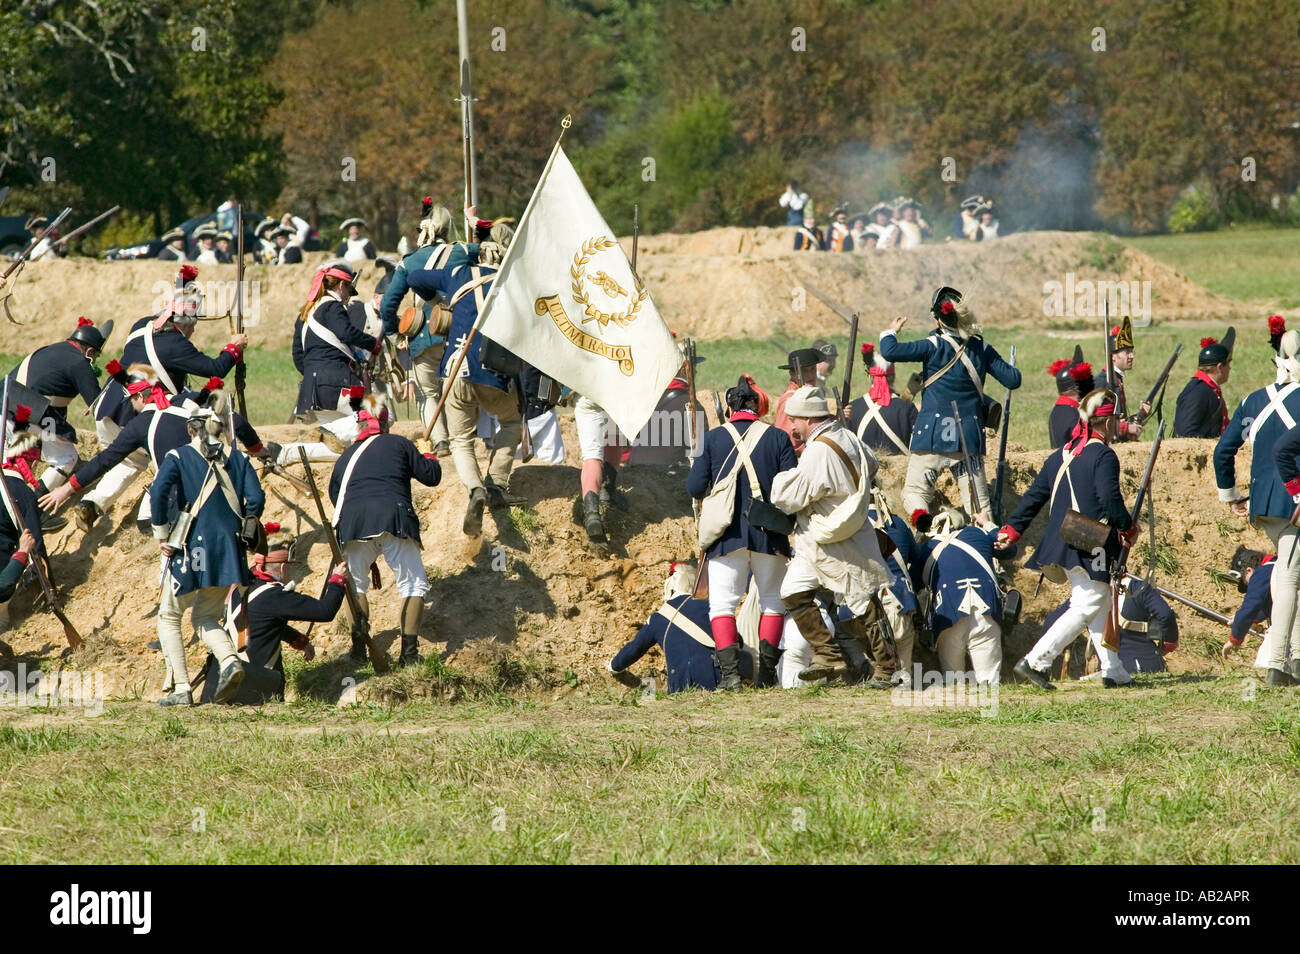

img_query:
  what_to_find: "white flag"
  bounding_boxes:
[475,143,682,438]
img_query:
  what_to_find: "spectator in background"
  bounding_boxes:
[779,180,810,226]
[826,207,854,252]
[867,203,895,249]
[793,215,824,251]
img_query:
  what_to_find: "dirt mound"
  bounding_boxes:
[0,229,1247,356]
[0,415,1266,696]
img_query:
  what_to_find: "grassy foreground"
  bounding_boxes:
[1,676,1298,864]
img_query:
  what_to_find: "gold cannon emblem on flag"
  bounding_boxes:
[571,236,646,329]
[535,295,635,376]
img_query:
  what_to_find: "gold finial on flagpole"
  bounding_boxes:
[559,113,573,142]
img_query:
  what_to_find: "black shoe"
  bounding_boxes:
[157,689,193,707]
[463,487,487,536]
[213,659,245,704]
[755,641,782,689]
[397,633,421,668]
[1102,676,1135,688]
[715,645,742,691]
[39,513,68,533]
[1014,657,1056,690]
[74,500,102,533]
[484,479,524,508]
[600,462,629,510]
[349,631,369,664]
[863,675,894,690]
[1266,668,1293,687]
[1287,660,1300,684]
[582,491,606,543]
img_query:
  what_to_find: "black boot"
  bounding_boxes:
[755,641,782,689]
[398,633,421,667]
[600,462,628,510]
[582,491,606,542]
[349,628,369,663]
[1266,667,1293,687]
[463,486,487,536]
[715,644,742,690]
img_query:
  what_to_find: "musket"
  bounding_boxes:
[800,279,859,329]
[631,203,640,281]
[49,206,120,251]
[684,338,708,599]
[295,446,390,674]
[1137,343,1182,424]
[1103,300,1116,411]
[840,313,859,410]
[1150,582,1231,627]
[233,204,248,421]
[1,207,72,325]
[1103,421,1165,651]
[950,400,982,514]
[990,344,1017,523]
[456,0,478,239]
[0,380,83,648]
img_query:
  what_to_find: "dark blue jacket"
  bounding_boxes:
[1002,440,1131,583]
[1049,399,1079,450]
[151,444,265,596]
[847,393,916,456]
[878,328,1020,455]
[380,242,459,358]
[328,432,441,546]
[246,575,347,678]
[0,472,43,559]
[405,262,516,392]
[1271,421,1300,502]
[1215,383,1300,520]
[1232,558,1273,644]
[610,595,719,693]
[870,506,920,614]
[295,298,377,414]
[918,525,1003,634]
[97,316,239,426]
[686,413,797,558]
[7,341,101,439]
[1173,375,1226,438]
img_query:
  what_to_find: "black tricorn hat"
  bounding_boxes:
[779,347,823,373]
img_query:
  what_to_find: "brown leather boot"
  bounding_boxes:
[842,599,897,688]
[782,590,847,681]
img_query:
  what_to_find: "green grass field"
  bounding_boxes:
[1130,225,1300,309]
[1,677,1298,863]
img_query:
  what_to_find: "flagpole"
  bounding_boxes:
[422,118,572,442]
[457,0,477,241]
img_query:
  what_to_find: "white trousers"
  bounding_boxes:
[315,409,361,444]
[40,433,80,490]
[575,396,617,461]
[85,418,150,512]
[880,586,916,683]
[937,613,1003,683]
[707,549,787,618]
[411,344,449,445]
[1025,566,1128,682]
[158,582,235,689]
[902,450,990,517]
[777,610,837,689]
[345,532,428,599]
[1256,518,1300,671]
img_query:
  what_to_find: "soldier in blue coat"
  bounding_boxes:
[686,375,797,689]
[329,397,441,666]
[607,563,723,693]
[869,494,923,687]
[1046,358,1094,450]
[380,200,458,456]
[879,287,1021,530]
[1173,335,1232,438]
[1220,330,1300,685]
[150,391,265,707]
[1222,548,1273,664]
[918,512,1004,683]
[92,267,246,530]
[996,388,1136,689]
[846,342,917,456]
[406,229,524,535]
[294,261,382,449]
[6,317,113,492]
[1041,573,1178,674]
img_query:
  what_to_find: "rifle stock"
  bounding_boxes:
[295,446,389,674]
[950,401,981,515]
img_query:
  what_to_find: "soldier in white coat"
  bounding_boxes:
[770,386,892,684]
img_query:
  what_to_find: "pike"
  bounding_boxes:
[800,278,859,329]
[1137,343,1182,425]
[1103,421,1165,651]
[989,344,1017,523]
[456,0,478,240]
[48,206,120,251]
[950,401,982,514]
[296,446,390,674]
[0,379,83,648]
[683,337,709,599]
[1,207,72,325]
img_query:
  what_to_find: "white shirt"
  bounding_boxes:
[779,189,809,212]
